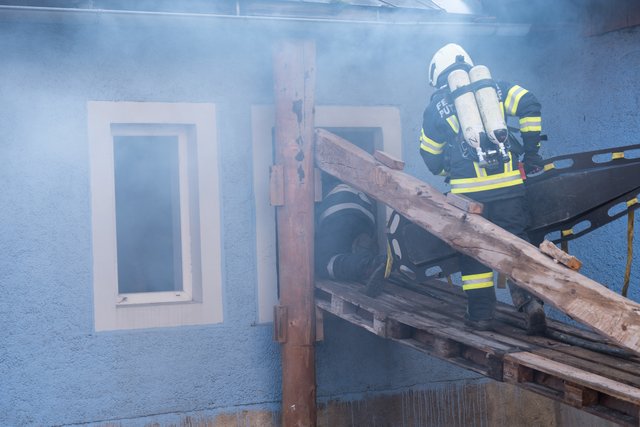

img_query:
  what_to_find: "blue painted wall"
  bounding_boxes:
[525,30,640,307]
[479,30,640,312]
[1,14,638,426]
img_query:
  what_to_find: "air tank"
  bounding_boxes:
[447,69,487,164]
[469,65,508,146]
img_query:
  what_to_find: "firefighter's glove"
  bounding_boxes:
[523,152,545,175]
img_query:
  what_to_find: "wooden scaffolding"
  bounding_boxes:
[272,40,640,427]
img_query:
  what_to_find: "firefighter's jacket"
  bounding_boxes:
[315,182,377,280]
[420,81,542,202]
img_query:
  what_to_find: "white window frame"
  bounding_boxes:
[88,101,223,331]
[111,125,194,306]
[251,105,403,323]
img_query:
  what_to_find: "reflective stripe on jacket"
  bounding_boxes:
[317,183,376,228]
[420,80,541,202]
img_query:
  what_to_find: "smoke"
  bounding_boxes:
[480,0,585,26]
[4,2,640,425]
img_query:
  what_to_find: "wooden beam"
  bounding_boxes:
[274,40,317,427]
[315,128,640,355]
[374,150,405,170]
[505,352,640,406]
[446,193,484,215]
[539,240,582,271]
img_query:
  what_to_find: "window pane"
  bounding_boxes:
[114,135,183,294]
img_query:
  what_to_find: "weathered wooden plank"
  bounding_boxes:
[564,382,599,408]
[317,299,377,335]
[331,294,357,315]
[539,240,582,271]
[318,276,640,426]
[547,345,640,377]
[318,277,640,425]
[316,281,509,380]
[374,282,466,318]
[395,310,517,353]
[382,280,603,353]
[532,347,640,389]
[503,359,534,383]
[397,228,624,347]
[393,336,500,378]
[504,356,639,425]
[505,352,640,405]
[446,192,484,214]
[374,149,405,170]
[320,278,639,373]
[405,275,617,344]
[315,128,640,355]
[374,316,413,339]
[379,283,538,350]
[372,314,387,336]
[412,329,456,356]
[317,280,516,354]
[274,39,317,427]
[489,320,640,372]
[464,347,504,379]
[593,397,640,426]
[273,305,288,343]
[317,280,401,319]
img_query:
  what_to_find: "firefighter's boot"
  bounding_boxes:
[464,287,496,331]
[508,281,546,335]
[362,254,388,297]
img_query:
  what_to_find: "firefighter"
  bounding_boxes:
[420,43,546,334]
[315,175,384,285]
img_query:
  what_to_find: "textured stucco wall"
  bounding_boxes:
[1,14,638,426]
[474,29,640,313]
[525,29,640,307]
[0,21,284,426]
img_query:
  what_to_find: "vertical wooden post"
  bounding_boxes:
[273,39,317,427]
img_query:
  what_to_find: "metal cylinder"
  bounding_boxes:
[469,65,508,145]
[447,69,485,150]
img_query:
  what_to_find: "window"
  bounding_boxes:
[251,105,402,323]
[89,102,222,331]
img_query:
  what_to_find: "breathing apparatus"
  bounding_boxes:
[429,44,511,169]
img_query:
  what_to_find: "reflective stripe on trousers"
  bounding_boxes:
[462,271,494,291]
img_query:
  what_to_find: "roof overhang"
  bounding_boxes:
[0,0,531,36]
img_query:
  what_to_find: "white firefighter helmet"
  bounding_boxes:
[428,43,474,88]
